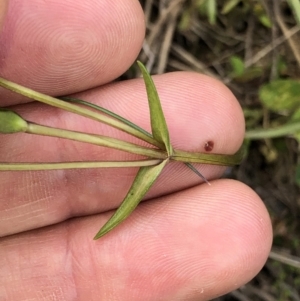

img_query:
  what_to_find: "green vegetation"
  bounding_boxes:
[0,62,243,239]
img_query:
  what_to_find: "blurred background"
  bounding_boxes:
[131,1,300,300]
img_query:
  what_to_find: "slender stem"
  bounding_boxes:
[26,123,167,159]
[0,77,161,147]
[245,122,300,140]
[0,159,161,171]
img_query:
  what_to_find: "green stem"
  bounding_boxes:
[26,123,167,159]
[245,122,300,140]
[0,159,161,171]
[0,77,161,147]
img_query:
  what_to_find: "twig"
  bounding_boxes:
[274,0,300,69]
[146,0,185,47]
[144,0,154,26]
[157,3,181,73]
[269,249,300,269]
[244,24,300,68]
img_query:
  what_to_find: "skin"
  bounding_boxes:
[0,1,272,300]
[0,0,7,29]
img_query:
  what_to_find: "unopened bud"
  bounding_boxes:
[0,109,28,133]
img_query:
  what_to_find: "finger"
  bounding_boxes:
[0,0,8,29]
[0,72,245,236]
[0,180,272,301]
[0,0,145,105]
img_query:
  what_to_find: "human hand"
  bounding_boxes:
[0,1,272,300]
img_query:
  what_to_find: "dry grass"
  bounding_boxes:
[133,0,300,300]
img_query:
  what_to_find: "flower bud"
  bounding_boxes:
[0,109,28,133]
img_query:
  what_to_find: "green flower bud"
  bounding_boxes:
[0,109,28,133]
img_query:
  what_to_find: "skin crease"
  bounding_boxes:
[0,1,272,301]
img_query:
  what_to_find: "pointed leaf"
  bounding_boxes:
[173,144,245,165]
[221,0,241,14]
[60,96,157,143]
[137,61,172,156]
[185,163,210,185]
[94,159,168,239]
[0,159,161,171]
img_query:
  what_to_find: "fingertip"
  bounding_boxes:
[118,178,273,298]
[0,0,145,105]
[208,179,273,271]
[75,71,245,156]
[0,178,272,301]
[151,71,245,154]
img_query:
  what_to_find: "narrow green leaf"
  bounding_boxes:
[0,109,28,133]
[0,77,161,147]
[173,144,245,165]
[0,159,161,171]
[258,14,272,28]
[287,0,300,25]
[61,96,153,138]
[94,159,169,239]
[185,163,210,185]
[221,0,241,14]
[229,55,245,77]
[206,0,217,25]
[137,61,173,156]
